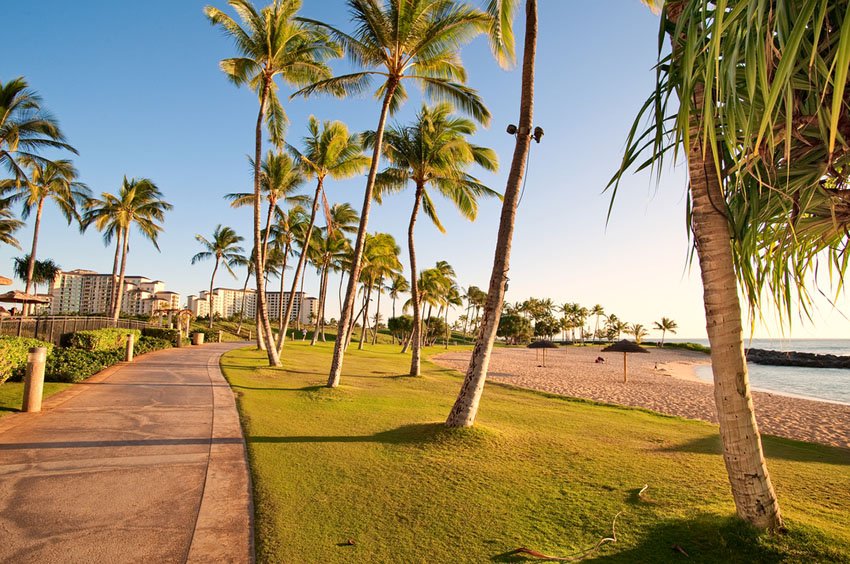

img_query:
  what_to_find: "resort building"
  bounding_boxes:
[48,269,181,317]
[187,287,316,324]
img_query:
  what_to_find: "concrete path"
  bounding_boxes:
[0,342,252,563]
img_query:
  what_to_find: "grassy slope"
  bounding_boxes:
[221,341,850,563]
[0,382,71,418]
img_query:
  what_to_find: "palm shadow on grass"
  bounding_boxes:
[491,515,845,563]
[249,422,493,447]
[660,434,850,466]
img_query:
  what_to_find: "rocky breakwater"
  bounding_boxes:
[746,348,850,369]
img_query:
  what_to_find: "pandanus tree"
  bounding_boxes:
[609,0,850,531]
[204,0,339,366]
[279,117,369,349]
[369,102,499,375]
[6,158,89,303]
[293,0,493,387]
[654,317,677,347]
[191,225,246,327]
[82,177,171,320]
[0,77,76,183]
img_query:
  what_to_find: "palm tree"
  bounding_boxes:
[371,102,499,375]
[355,233,401,350]
[12,255,60,295]
[628,323,648,345]
[311,228,350,344]
[267,205,308,340]
[386,272,409,321]
[296,0,493,388]
[0,77,76,183]
[654,317,677,347]
[278,117,369,349]
[590,304,605,341]
[82,177,171,320]
[192,225,246,328]
[204,0,338,366]
[0,196,22,249]
[444,284,463,349]
[7,158,89,303]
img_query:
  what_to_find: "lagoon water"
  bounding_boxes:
[670,339,850,404]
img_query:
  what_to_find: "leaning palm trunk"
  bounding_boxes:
[446,0,538,427]
[277,244,290,339]
[327,82,398,387]
[311,264,329,345]
[236,270,251,334]
[253,82,281,366]
[371,276,383,346]
[358,283,373,349]
[663,0,781,529]
[208,258,220,328]
[23,198,45,315]
[408,185,424,375]
[109,230,123,316]
[112,227,131,321]
[279,181,322,350]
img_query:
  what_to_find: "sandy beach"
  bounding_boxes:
[434,346,850,449]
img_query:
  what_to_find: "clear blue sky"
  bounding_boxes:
[3,0,848,339]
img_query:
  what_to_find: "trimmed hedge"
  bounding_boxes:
[45,348,124,383]
[67,328,142,351]
[135,336,172,356]
[0,336,54,384]
[142,327,182,347]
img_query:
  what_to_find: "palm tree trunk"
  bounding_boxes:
[446,0,538,427]
[279,180,322,350]
[408,185,423,374]
[358,282,372,350]
[277,243,289,339]
[445,306,450,349]
[22,198,45,316]
[327,81,398,387]
[236,269,250,334]
[372,276,383,345]
[345,288,367,350]
[112,227,131,321]
[108,230,123,316]
[338,270,345,315]
[208,258,220,329]
[311,263,328,345]
[253,79,281,366]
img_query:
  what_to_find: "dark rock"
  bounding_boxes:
[745,348,850,369]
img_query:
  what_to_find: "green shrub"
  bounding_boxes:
[663,341,711,354]
[67,328,142,351]
[135,336,172,356]
[0,336,54,384]
[44,348,124,383]
[142,327,182,347]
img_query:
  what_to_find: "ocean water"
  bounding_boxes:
[668,339,850,404]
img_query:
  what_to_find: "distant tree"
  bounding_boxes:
[13,255,60,295]
[534,314,560,340]
[653,317,678,347]
[497,313,532,345]
[629,323,649,345]
[590,304,605,342]
[192,225,245,328]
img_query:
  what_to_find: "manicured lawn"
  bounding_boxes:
[221,341,850,563]
[0,382,72,418]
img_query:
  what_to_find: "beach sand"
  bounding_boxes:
[434,346,850,449]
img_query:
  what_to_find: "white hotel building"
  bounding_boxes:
[187,288,316,325]
[49,269,181,316]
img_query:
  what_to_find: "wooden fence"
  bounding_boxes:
[0,316,150,346]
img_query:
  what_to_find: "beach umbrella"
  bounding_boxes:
[602,340,649,383]
[528,340,558,367]
[0,290,49,307]
[0,275,11,286]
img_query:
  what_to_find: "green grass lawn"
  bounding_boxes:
[0,382,71,418]
[221,341,850,563]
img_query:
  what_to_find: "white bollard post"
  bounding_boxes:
[22,347,47,413]
[125,333,135,362]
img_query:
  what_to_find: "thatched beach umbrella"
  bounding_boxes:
[528,340,558,367]
[0,275,12,286]
[602,340,649,383]
[0,290,49,308]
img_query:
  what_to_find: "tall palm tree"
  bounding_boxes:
[295,0,493,388]
[205,0,338,366]
[267,205,308,339]
[7,158,89,302]
[628,323,648,345]
[279,117,369,349]
[654,317,677,347]
[310,228,351,345]
[371,102,499,375]
[590,304,605,341]
[0,77,76,183]
[443,283,463,349]
[387,271,409,320]
[192,225,246,328]
[82,177,171,320]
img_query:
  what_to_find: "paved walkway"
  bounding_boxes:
[0,342,252,563]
